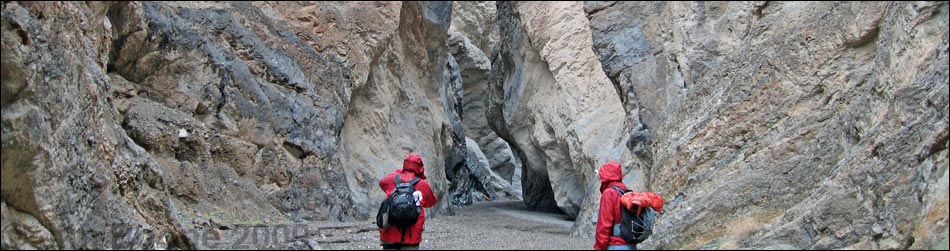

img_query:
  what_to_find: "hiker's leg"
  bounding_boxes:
[381,241,400,250]
[399,244,420,250]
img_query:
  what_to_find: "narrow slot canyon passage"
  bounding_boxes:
[2,1,946,250]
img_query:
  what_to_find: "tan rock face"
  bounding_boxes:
[448,9,524,202]
[339,1,458,217]
[2,201,56,249]
[2,1,459,249]
[2,1,947,250]
[450,1,498,56]
[2,2,188,249]
[580,1,949,249]
[489,2,635,220]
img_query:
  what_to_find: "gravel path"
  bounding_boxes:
[420,200,592,250]
[199,200,593,250]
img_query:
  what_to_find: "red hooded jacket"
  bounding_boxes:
[594,161,631,250]
[378,153,437,245]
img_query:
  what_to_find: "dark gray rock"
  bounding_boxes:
[580,1,949,249]
[2,2,189,249]
[448,25,523,201]
[488,1,562,214]
[3,1,947,250]
[2,1,466,249]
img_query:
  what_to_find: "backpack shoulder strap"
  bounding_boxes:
[394,174,402,185]
[609,185,628,230]
[408,177,421,186]
[611,186,626,196]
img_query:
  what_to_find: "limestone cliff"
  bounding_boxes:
[580,1,949,249]
[2,1,947,250]
[2,1,464,249]
[486,1,948,249]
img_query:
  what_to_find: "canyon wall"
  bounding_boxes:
[2,1,947,250]
[2,1,469,248]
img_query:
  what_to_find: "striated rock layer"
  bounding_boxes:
[481,1,949,249]
[2,1,947,250]
[577,1,949,249]
[487,2,650,239]
[447,1,524,203]
[1,1,465,249]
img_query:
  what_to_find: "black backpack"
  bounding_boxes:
[612,186,656,244]
[380,175,421,231]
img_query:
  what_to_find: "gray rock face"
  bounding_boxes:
[3,1,947,250]
[580,1,949,249]
[2,2,189,249]
[463,137,521,203]
[338,1,460,217]
[104,1,382,225]
[2,1,463,249]
[448,23,523,201]
[490,2,632,218]
[450,1,498,56]
[587,2,684,134]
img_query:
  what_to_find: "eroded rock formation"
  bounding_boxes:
[2,1,947,250]
[580,1,949,249]
[2,1,464,248]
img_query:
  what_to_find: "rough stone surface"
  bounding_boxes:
[489,1,635,221]
[1,2,189,249]
[462,137,520,203]
[337,1,459,217]
[2,1,463,249]
[448,25,523,201]
[448,1,520,187]
[3,1,948,250]
[2,201,56,249]
[102,0,399,225]
[450,1,498,56]
[580,1,950,249]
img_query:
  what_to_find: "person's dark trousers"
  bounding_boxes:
[381,243,420,250]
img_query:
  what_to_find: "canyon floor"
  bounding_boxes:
[201,200,594,250]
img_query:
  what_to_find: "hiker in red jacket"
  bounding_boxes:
[378,153,437,250]
[594,161,635,250]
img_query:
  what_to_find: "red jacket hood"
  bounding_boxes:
[598,161,623,192]
[402,153,426,180]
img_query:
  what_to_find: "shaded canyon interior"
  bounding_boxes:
[1,1,948,249]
